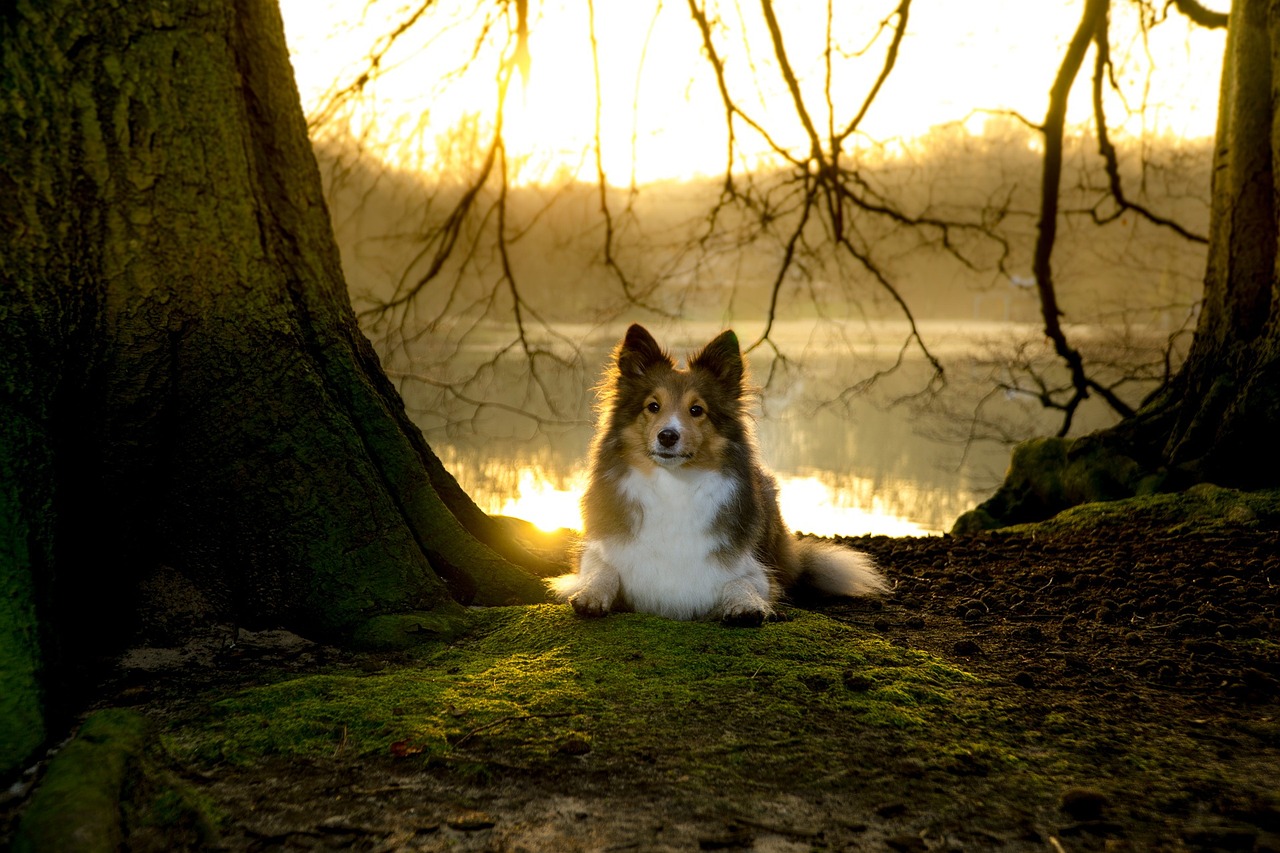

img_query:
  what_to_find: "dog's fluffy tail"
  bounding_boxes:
[793,538,887,597]
[545,571,585,601]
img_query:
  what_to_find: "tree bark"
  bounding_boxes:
[1,0,551,775]
[1146,0,1280,484]
[958,0,1280,531]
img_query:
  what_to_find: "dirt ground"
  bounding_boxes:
[5,506,1280,852]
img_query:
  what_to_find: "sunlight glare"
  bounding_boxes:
[497,468,587,532]
[280,0,1226,186]
[492,467,936,537]
[777,475,938,538]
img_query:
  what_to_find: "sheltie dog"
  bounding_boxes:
[547,324,886,626]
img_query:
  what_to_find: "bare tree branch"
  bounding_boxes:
[1165,0,1228,28]
[1089,16,1209,244]
[1031,0,1108,433]
[837,234,945,388]
[588,0,671,315]
[685,0,803,169]
[837,0,912,143]
[758,0,823,160]
[747,176,816,352]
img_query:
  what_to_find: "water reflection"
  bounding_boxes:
[483,465,944,537]
[434,396,1003,537]
[415,321,1132,538]
[774,475,937,537]
[495,468,589,532]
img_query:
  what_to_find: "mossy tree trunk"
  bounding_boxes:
[1133,0,1280,483]
[959,0,1280,531]
[0,0,552,775]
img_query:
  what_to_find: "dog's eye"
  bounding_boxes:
[689,405,704,417]
[647,401,660,413]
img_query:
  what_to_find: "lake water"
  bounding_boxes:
[401,320,1127,537]
[433,402,998,537]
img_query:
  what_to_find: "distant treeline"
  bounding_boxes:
[315,117,1210,334]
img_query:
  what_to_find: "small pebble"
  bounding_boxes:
[1060,787,1109,821]
[447,811,496,831]
[885,834,927,852]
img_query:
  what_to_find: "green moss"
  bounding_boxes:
[13,710,143,853]
[13,709,219,852]
[0,524,44,776]
[150,604,1280,835]
[1006,484,1280,536]
[954,429,1280,534]
[953,435,1155,533]
[165,607,975,781]
[0,415,48,777]
[349,605,475,651]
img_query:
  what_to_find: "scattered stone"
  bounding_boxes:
[885,833,928,852]
[952,639,982,656]
[1015,624,1046,642]
[447,811,496,832]
[698,826,753,849]
[1060,787,1109,821]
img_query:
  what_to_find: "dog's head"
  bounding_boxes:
[606,324,749,469]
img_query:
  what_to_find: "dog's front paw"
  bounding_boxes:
[720,606,767,628]
[569,591,613,618]
[718,576,772,627]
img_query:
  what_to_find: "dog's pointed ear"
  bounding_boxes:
[691,329,744,389]
[616,324,672,378]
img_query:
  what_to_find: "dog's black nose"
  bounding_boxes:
[657,429,679,448]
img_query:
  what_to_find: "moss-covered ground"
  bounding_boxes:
[7,492,1280,850]
[166,607,979,778]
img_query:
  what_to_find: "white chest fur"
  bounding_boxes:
[582,466,767,620]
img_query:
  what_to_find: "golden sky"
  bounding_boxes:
[279,0,1226,185]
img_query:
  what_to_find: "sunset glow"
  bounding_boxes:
[496,468,587,533]
[486,466,940,537]
[279,0,1226,185]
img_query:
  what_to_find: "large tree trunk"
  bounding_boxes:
[956,0,1280,532]
[1138,0,1280,483]
[1,0,552,776]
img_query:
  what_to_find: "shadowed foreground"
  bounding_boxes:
[5,487,1280,851]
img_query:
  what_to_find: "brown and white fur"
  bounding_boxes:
[547,324,885,626]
